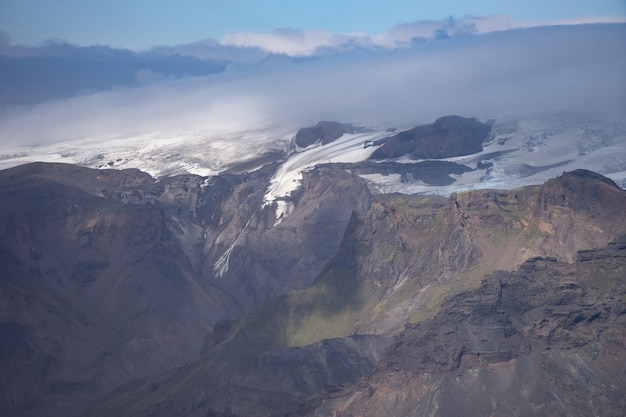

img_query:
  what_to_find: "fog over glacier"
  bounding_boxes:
[0,23,624,148]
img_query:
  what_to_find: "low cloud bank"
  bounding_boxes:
[0,23,624,147]
[218,14,626,56]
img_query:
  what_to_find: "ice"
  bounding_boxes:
[262,131,388,223]
[0,112,623,204]
[0,125,294,178]
[361,113,626,195]
[263,131,387,203]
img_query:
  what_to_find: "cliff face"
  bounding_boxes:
[337,169,626,335]
[300,237,626,417]
[0,162,625,417]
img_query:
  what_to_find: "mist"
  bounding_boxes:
[0,23,624,147]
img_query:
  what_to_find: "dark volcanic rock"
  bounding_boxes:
[299,237,626,417]
[345,160,473,186]
[107,334,393,417]
[294,121,369,148]
[370,115,491,159]
[208,165,372,308]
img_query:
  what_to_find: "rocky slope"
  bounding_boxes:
[84,169,625,417]
[0,161,625,417]
[299,236,626,417]
[0,162,369,416]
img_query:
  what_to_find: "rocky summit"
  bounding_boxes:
[0,149,625,416]
[294,121,371,148]
[370,115,491,159]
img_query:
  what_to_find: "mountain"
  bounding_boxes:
[0,160,374,416]
[1,145,625,416]
[80,169,625,417]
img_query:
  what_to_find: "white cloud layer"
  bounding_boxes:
[218,15,626,56]
[0,23,624,148]
[220,28,356,56]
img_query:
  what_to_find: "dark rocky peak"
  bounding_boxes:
[370,115,490,160]
[343,160,472,186]
[294,121,370,148]
[535,169,626,213]
[555,168,622,189]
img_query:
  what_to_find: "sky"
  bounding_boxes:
[1,0,625,49]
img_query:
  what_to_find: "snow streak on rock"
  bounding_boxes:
[213,215,254,278]
[262,130,387,222]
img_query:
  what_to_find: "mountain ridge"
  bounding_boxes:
[5,164,611,417]
[0,158,624,416]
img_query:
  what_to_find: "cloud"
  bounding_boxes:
[0,41,228,106]
[215,15,626,56]
[0,23,624,148]
[151,39,268,64]
[4,13,620,109]
[220,28,356,56]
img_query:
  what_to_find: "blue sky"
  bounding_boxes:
[1,0,625,49]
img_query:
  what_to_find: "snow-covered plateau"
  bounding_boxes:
[1,112,625,205]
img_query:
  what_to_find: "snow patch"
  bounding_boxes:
[273,201,295,226]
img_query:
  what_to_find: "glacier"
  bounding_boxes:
[0,112,624,202]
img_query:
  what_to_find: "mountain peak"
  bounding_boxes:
[558,168,622,188]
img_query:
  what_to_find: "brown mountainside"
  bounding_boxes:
[0,162,625,417]
[300,237,626,417]
[87,169,625,417]
[0,162,369,416]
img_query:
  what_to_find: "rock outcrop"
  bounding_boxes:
[299,236,626,417]
[294,121,369,148]
[370,115,491,159]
